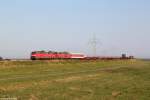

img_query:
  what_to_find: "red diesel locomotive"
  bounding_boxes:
[31,51,85,60]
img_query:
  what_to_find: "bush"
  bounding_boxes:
[0,57,3,60]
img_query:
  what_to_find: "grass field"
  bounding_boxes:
[0,60,150,100]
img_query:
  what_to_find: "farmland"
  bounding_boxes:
[0,60,150,100]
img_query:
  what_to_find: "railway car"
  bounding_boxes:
[31,51,85,60]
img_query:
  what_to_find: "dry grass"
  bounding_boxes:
[0,60,149,100]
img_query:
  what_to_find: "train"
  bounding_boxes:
[31,51,85,60]
[31,51,134,60]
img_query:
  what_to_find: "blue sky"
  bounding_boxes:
[0,0,150,58]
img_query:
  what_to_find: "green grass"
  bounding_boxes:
[0,60,150,100]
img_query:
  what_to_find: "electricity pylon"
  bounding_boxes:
[89,34,99,57]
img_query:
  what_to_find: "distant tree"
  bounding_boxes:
[122,54,126,59]
[62,51,69,54]
[40,50,46,53]
[0,57,3,60]
[48,51,53,54]
[53,52,58,54]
